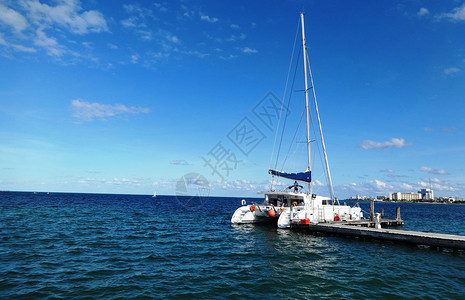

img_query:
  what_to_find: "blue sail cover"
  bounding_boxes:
[268,169,311,183]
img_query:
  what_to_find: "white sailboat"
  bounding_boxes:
[231,13,363,228]
[152,192,157,198]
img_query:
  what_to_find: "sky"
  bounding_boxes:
[0,0,464,199]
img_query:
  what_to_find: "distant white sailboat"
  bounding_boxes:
[152,192,157,198]
[231,12,363,228]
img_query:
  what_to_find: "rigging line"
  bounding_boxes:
[306,88,328,191]
[305,50,338,205]
[280,109,305,171]
[273,45,302,171]
[269,16,301,190]
[309,102,330,194]
[307,86,333,194]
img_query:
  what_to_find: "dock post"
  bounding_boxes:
[381,208,384,218]
[396,207,401,221]
[370,200,374,221]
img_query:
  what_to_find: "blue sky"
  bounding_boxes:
[1,0,464,199]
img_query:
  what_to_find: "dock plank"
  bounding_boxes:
[294,223,465,250]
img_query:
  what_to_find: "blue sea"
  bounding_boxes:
[2,192,465,299]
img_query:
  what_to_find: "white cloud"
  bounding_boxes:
[0,1,108,59]
[380,169,394,173]
[215,179,258,191]
[226,33,246,42]
[230,24,239,29]
[166,34,179,43]
[342,179,392,195]
[442,126,457,132]
[0,3,28,33]
[417,8,429,17]
[121,17,138,28]
[420,166,449,175]
[242,47,258,54]
[138,30,152,40]
[0,32,36,52]
[130,54,139,64]
[170,160,189,165]
[444,67,460,75]
[440,3,465,22]
[313,179,325,187]
[370,179,387,189]
[360,138,413,150]
[153,3,167,13]
[418,178,457,192]
[71,99,150,121]
[22,0,108,34]
[200,15,218,23]
[399,183,413,190]
[33,27,66,56]
[123,4,153,18]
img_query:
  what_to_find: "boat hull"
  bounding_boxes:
[231,204,281,224]
[231,192,363,228]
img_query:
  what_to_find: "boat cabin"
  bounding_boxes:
[262,191,305,207]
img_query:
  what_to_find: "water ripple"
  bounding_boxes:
[2,193,465,298]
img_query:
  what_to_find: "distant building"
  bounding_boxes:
[419,188,434,201]
[438,196,455,203]
[349,195,375,201]
[390,192,421,201]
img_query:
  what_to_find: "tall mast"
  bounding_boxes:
[300,13,312,195]
[303,15,336,205]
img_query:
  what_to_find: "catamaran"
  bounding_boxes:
[231,13,363,228]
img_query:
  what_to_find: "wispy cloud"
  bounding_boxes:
[33,27,66,56]
[200,15,219,23]
[242,47,258,54]
[23,0,108,34]
[342,176,459,197]
[380,169,394,173]
[214,179,258,191]
[71,99,150,121]
[78,177,142,186]
[443,126,457,132]
[121,17,140,28]
[438,3,465,22]
[0,1,108,58]
[130,54,139,64]
[417,7,430,17]
[360,138,413,150]
[0,32,36,52]
[444,67,460,75]
[0,3,28,33]
[420,166,449,175]
[170,160,190,165]
[348,179,389,193]
[419,178,457,191]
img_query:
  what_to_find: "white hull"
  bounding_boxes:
[231,204,280,224]
[231,191,363,228]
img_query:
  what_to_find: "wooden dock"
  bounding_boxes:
[291,222,465,250]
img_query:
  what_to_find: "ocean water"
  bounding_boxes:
[1,192,465,299]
